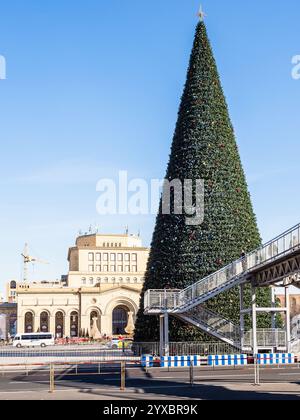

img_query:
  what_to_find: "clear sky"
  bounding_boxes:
[0,0,299,292]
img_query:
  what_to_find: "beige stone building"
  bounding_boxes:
[6,280,18,303]
[16,233,149,338]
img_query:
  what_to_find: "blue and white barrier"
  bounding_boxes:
[141,355,154,368]
[208,354,248,367]
[160,355,202,368]
[257,353,295,365]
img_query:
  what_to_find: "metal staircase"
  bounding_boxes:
[174,306,241,348]
[144,223,300,350]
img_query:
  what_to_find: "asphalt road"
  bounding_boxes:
[0,365,299,400]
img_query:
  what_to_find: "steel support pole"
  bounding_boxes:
[190,361,194,387]
[285,286,291,353]
[49,364,55,394]
[120,361,126,391]
[239,284,245,350]
[164,313,169,358]
[159,315,164,358]
[271,287,276,330]
[252,286,258,356]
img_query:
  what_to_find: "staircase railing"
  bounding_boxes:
[178,223,300,310]
[177,306,241,345]
[144,223,300,314]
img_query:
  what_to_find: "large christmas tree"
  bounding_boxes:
[135,21,271,342]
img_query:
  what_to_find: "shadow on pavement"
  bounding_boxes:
[9,366,300,401]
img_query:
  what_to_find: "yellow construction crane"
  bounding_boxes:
[21,243,49,283]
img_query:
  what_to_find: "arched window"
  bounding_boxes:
[40,312,49,333]
[25,312,34,333]
[70,312,79,337]
[55,312,64,338]
[112,306,129,335]
[10,281,17,290]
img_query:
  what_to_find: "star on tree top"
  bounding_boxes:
[197,5,207,22]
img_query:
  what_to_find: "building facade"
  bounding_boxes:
[16,233,149,338]
[277,292,300,340]
[0,303,17,340]
[6,280,17,303]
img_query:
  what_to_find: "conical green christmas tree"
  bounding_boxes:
[134,21,271,342]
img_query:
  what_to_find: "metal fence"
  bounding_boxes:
[0,343,243,363]
[243,329,287,349]
[0,348,140,366]
[132,342,240,356]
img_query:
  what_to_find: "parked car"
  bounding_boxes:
[109,338,133,350]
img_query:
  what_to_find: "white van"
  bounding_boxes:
[13,333,55,348]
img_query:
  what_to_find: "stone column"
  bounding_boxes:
[17,316,24,334]
[49,315,56,336]
[101,315,111,336]
[34,314,40,333]
[80,315,90,337]
[64,313,71,338]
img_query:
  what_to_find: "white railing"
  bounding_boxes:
[243,329,287,348]
[179,223,300,308]
[144,223,300,313]
[144,290,180,312]
[181,307,241,344]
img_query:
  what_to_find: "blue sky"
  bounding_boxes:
[0,0,299,291]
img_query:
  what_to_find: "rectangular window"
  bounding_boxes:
[132,266,137,272]
[118,254,123,261]
[89,278,94,285]
[88,253,94,261]
[103,265,108,272]
[132,254,137,262]
[82,278,87,285]
[103,253,108,261]
[96,265,101,272]
[125,266,130,272]
[118,265,123,272]
[125,254,130,261]
[110,265,116,272]
[96,253,101,261]
[110,253,116,261]
[88,265,94,272]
